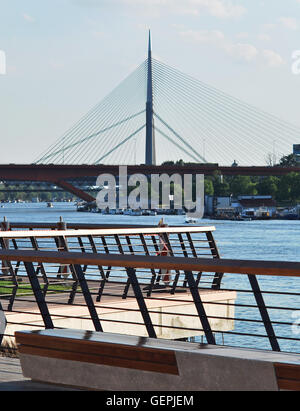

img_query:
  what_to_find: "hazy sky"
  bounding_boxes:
[1,0,300,163]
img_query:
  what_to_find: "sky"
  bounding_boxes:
[1,0,300,163]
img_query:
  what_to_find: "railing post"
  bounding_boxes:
[248,274,280,352]
[56,217,79,304]
[184,270,216,345]
[126,267,157,338]
[77,236,88,273]
[139,234,157,297]
[122,236,134,299]
[30,236,49,297]
[87,234,107,302]
[11,239,21,277]
[185,232,200,287]
[95,235,112,302]
[100,235,112,279]
[73,264,103,332]
[177,233,190,289]
[24,261,54,329]
[162,233,180,295]
[1,217,11,277]
[179,234,202,288]
[0,219,18,311]
[56,217,69,278]
[88,235,106,281]
[151,235,162,285]
[206,231,224,290]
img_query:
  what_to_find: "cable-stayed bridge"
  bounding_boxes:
[36,32,300,167]
[1,32,300,201]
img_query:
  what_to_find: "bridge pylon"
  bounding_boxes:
[145,30,156,165]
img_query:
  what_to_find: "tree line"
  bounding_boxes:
[163,154,300,204]
[0,184,74,202]
[204,172,300,203]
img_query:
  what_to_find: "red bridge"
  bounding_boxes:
[1,164,299,202]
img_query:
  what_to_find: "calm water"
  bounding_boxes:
[1,202,299,353]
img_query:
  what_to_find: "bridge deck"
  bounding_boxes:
[0,164,299,201]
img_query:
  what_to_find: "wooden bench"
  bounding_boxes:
[15,329,179,376]
[15,329,300,391]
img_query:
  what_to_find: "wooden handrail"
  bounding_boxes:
[6,222,190,230]
[0,226,216,239]
[0,249,299,277]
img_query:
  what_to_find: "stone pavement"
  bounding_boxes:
[0,356,79,391]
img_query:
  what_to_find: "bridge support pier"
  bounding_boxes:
[55,180,95,203]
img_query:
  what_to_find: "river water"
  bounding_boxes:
[0,202,299,353]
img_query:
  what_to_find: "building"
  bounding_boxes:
[236,195,277,219]
[205,195,277,219]
[205,195,233,216]
[293,144,300,163]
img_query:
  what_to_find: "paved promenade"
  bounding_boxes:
[0,356,78,391]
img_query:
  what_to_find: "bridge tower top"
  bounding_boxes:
[145,30,156,165]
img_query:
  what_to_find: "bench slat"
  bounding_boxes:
[274,363,300,391]
[15,332,179,376]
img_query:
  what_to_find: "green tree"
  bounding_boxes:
[256,176,279,198]
[289,173,300,201]
[213,176,230,196]
[276,174,294,202]
[204,179,214,196]
[278,154,298,167]
[229,175,257,197]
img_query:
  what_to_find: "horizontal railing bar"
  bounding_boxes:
[4,290,299,313]
[206,285,300,297]
[7,282,294,313]
[216,330,300,342]
[0,249,299,277]
[5,311,295,330]
[90,291,300,312]
[5,301,298,329]
[1,273,297,298]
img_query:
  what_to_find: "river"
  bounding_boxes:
[0,202,299,353]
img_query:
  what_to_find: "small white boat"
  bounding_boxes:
[185,216,198,224]
[47,202,53,208]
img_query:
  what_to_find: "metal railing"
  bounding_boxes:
[0,221,223,308]
[0,243,299,355]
